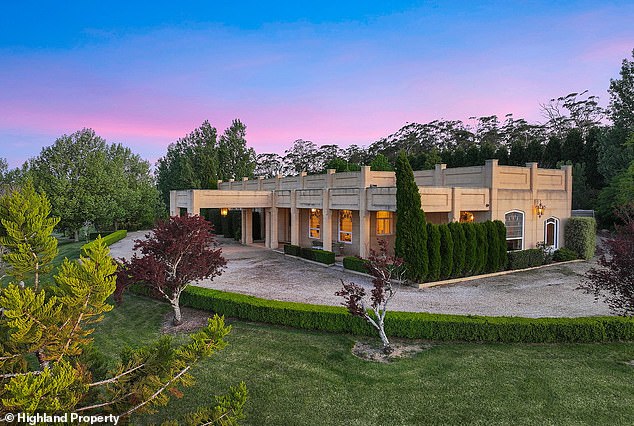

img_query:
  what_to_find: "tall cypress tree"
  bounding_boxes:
[495,220,508,270]
[475,223,488,274]
[462,222,477,276]
[395,151,428,281]
[484,221,500,272]
[426,223,441,282]
[448,222,466,277]
[438,224,454,279]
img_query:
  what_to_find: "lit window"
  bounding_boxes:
[339,210,353,243]
[460,211,475,223]
[376,211,393,235]
[544,217,559,249]
[504,210,524,251]
[309,209,321,239]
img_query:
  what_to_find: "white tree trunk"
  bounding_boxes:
[171,300,182,325]
[377,322,392,354]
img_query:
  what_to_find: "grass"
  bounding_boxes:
[92,295,634,426]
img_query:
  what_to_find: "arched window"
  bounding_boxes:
[504,210,524,251]
[339,210,353,243]
[544,217,559,249]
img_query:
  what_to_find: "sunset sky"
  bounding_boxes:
[1,1,633,168]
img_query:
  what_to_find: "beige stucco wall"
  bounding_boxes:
[172,161,572,256]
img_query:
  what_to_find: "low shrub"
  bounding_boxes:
[565,217,597,260]
[283,244,301,256]
[506,248,545,270]
[343,256,368,274]
[169,286,634,343]
[553,247,579,262]
[300,248,335,265]
[81,230,127,256]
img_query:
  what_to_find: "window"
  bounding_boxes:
[376,211,394,235]
[309,209,321,239]
[504,210,524,251]
[460,211,475,223]
[544,217,559,249]
[339,210,353,243]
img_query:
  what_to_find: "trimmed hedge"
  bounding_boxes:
[169,285,634,343]
[284,244,335,265]
[553,247,578,262]
[81,230,127,256]
[564,217,597,260]
[475,223,488,274]
[283,244,301,256]
[506,248,545,270]
[484,221,500,273]
[495,220,508,271]
[343,256,369,274]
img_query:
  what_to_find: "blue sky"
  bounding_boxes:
[1,1,633,168]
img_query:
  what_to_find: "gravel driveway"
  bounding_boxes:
[109,231,613,318]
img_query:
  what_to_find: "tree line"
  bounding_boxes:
[1,50,632,233]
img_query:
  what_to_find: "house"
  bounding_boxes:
[170,159,572,257]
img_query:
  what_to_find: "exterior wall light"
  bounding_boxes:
[535,200,546,218]
[221,208,229,216]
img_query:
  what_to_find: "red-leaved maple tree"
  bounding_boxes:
[336,240,405,353]
[580,205,634,316]
[116,215,226,324]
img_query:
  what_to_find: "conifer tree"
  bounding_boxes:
[448,222,466,277]
[395,151,428,281]
[495,220,508,270]
[475,223,488,274]
[462,222,477,276]
[426,223,441,282]
[438,224,454,279]
[0,186,247,422]
[0,180,59,290]
[484,221,500,273]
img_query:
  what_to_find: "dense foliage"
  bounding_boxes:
[395,151,428,282]
[564,217,597,260]
[81,229,127,256]
[24,129,161,237]
[581,207,634,316]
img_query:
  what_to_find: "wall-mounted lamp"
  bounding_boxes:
[220,208,229,217]
[310,208,317,213]
[535,200,546,218]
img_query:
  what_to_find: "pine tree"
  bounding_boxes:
[438,224,454,279]
[426,224,441,282]
[395,151,428,281]
[0,186,247,422]
[0,180,59,290]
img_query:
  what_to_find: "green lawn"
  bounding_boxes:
[94,295,634,426]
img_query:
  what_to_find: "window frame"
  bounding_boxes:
[504,210,525,251]
[544,217,559,250]
[338,209,353,244]
[375,211,394,236]
[308,209,321,239]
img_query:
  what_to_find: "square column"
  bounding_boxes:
[270,207,279,249]
[241,208,253,245]
[321,189,332,252]
[290,190,300,246]
[359,210,371,259]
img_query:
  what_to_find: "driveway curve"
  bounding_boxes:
[109,231,613,318]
